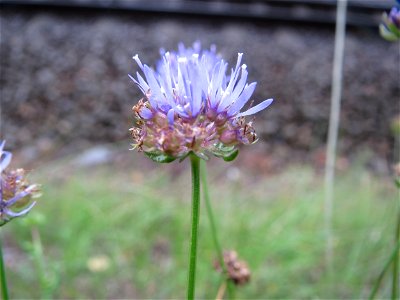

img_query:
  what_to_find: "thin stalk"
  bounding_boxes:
[216,281,226,300]
[187,154,201,300]
[0,234,9,300]
[31,226,53,298]
[369,240,400,300]
[324,0,347,279]
[392,198,400,300]
[200,161,235,299]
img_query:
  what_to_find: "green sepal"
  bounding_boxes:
[222,149,239,162]
[387,22,400,38]
[194,152,210,161]
[179,152,191,163]
[212,143,239,162]
[380,21,400,42]
[144,152,176,163]
[177,151,210,163]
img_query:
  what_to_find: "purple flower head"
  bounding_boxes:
[1,141,41,226]
[380,5,400,41]
[129,43,274,162]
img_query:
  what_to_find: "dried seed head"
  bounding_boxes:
[214,250,251,286]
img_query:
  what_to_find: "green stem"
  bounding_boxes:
[200,161,235,299]
[31,227,52,298]
[369,240,400,300]
[187,154,201,300]
[0,233,9,300]
[392,199,400,300]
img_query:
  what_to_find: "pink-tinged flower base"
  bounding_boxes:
[131,98,258,160]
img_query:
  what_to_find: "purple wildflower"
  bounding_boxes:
[129,43,273,161]
[380,5,400,41]
[0,141,40,226]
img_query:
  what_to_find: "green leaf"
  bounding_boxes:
[144,152,176,163]
[395,178,400,189]
[222,149,239,162]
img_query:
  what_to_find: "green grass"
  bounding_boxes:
[1,157,398,299]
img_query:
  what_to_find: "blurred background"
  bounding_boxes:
[1,0,399,168]
[0,0,399,299]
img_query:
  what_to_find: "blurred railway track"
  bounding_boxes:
[0,0,394,27]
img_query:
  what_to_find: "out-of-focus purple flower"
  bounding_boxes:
[129,43,273,162]
[380,5,400,41]
[0,141,40,226]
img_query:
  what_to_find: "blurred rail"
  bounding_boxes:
[0,0,394,27]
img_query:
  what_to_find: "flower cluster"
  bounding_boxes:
[130,42,273,162]
[380,1,400,41]
[0,141,40,226]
